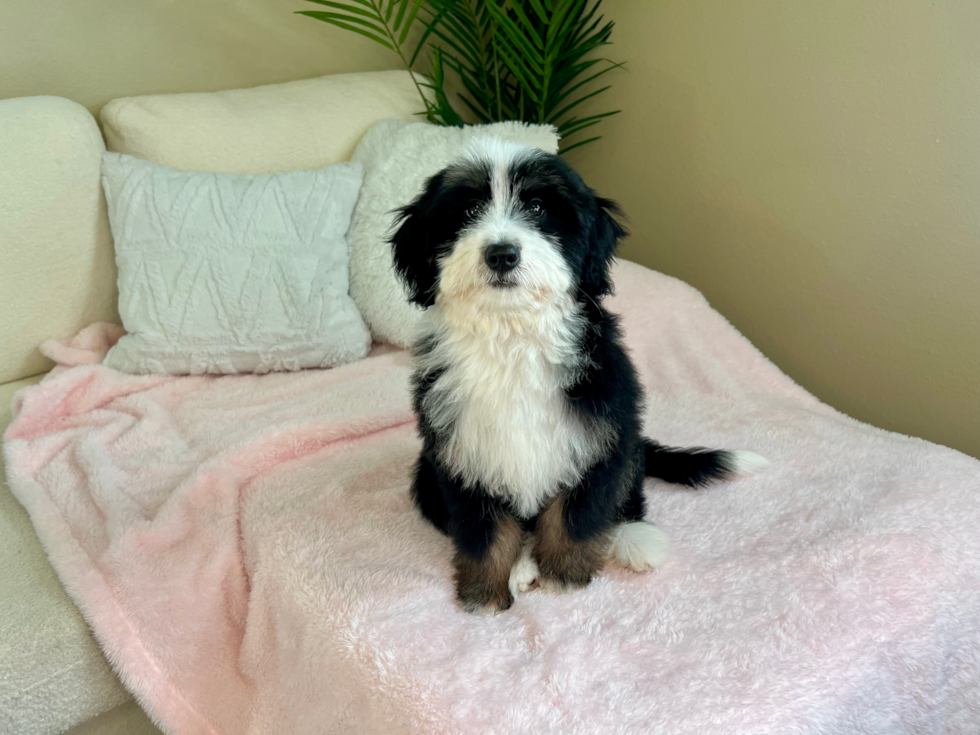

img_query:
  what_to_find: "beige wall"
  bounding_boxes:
[571,0,980,458]
[0,0,400,115]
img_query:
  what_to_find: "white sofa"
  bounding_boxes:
[0,74,421,734]
[0,96,147,735]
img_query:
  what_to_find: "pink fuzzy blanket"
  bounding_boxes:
[5,261,980,734]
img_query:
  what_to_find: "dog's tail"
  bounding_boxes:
[643,440,769,487]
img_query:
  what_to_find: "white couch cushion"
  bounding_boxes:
[347,120,559,347]
[100,71,425,175]
[0,97,119,384]
[101,153,370,374]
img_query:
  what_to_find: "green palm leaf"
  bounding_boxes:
[296,12,394,48]
[556,109,619,135]
[297,0,624,151]
[302,1,377,18]
[558,135,601,154]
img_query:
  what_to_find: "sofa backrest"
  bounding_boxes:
[0,71,426,384]
[0,96,119,384]
[100,70,425,175]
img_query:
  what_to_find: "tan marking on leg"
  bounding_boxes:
[533,495,610,592]
[454,512,523,614]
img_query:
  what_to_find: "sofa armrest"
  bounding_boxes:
[1,375,131,735]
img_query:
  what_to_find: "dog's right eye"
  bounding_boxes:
[464,203,480,220]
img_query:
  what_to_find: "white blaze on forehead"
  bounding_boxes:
[461,137,540,211]
[461,137,539,171]
[492,157,511,211]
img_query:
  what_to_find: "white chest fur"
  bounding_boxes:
[418,300,606,518]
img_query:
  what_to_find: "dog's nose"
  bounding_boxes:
[484,243,521,273]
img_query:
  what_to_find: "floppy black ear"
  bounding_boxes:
[389,173,444,308]
[581,196,627,297]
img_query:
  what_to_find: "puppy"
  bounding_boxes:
[391,139,767,614]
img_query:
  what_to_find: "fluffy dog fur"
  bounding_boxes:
[391,139,767,614]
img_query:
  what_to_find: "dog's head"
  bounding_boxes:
[390,139,626,313]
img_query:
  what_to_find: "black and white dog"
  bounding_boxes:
[391,139,766,614]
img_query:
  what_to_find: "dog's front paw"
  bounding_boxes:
[455,559,515,615]
[457,584,514,616]
[462,599,513,616]
[535,573,591,595]
[532,496,609,595]
[533,551,597,594]
[508,547,540,597]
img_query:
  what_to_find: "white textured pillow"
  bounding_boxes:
[348,120,559,347]
[101,152,370,374]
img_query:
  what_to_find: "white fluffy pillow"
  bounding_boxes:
[348,120,559,347]
[101,152,370,374]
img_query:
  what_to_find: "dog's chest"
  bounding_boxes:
[422,319,599,517]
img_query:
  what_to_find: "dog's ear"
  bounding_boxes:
[581,196,627,297]
[389,173,444,308]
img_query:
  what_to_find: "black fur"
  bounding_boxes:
[391,147,744,605]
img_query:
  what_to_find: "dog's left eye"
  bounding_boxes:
[528,199,545,216]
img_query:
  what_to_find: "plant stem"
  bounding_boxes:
[371,0,438,123]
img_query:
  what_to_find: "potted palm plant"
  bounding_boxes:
[297,0,623,153]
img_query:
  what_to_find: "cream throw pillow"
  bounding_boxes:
[100,71,425,175]
[101,152,370,374]
[347,120,560,347]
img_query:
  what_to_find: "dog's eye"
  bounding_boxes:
[528,199,545,216]
[464,203,481,220]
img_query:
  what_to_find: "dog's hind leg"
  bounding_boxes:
[609,459,670,571]
[609,522,670,571]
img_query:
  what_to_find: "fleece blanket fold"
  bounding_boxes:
[5,261,980,734]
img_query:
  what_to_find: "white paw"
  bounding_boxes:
[464,600,511,617]
[508,547,540,598]
[610,521,670,572]
[723,450,771,475]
